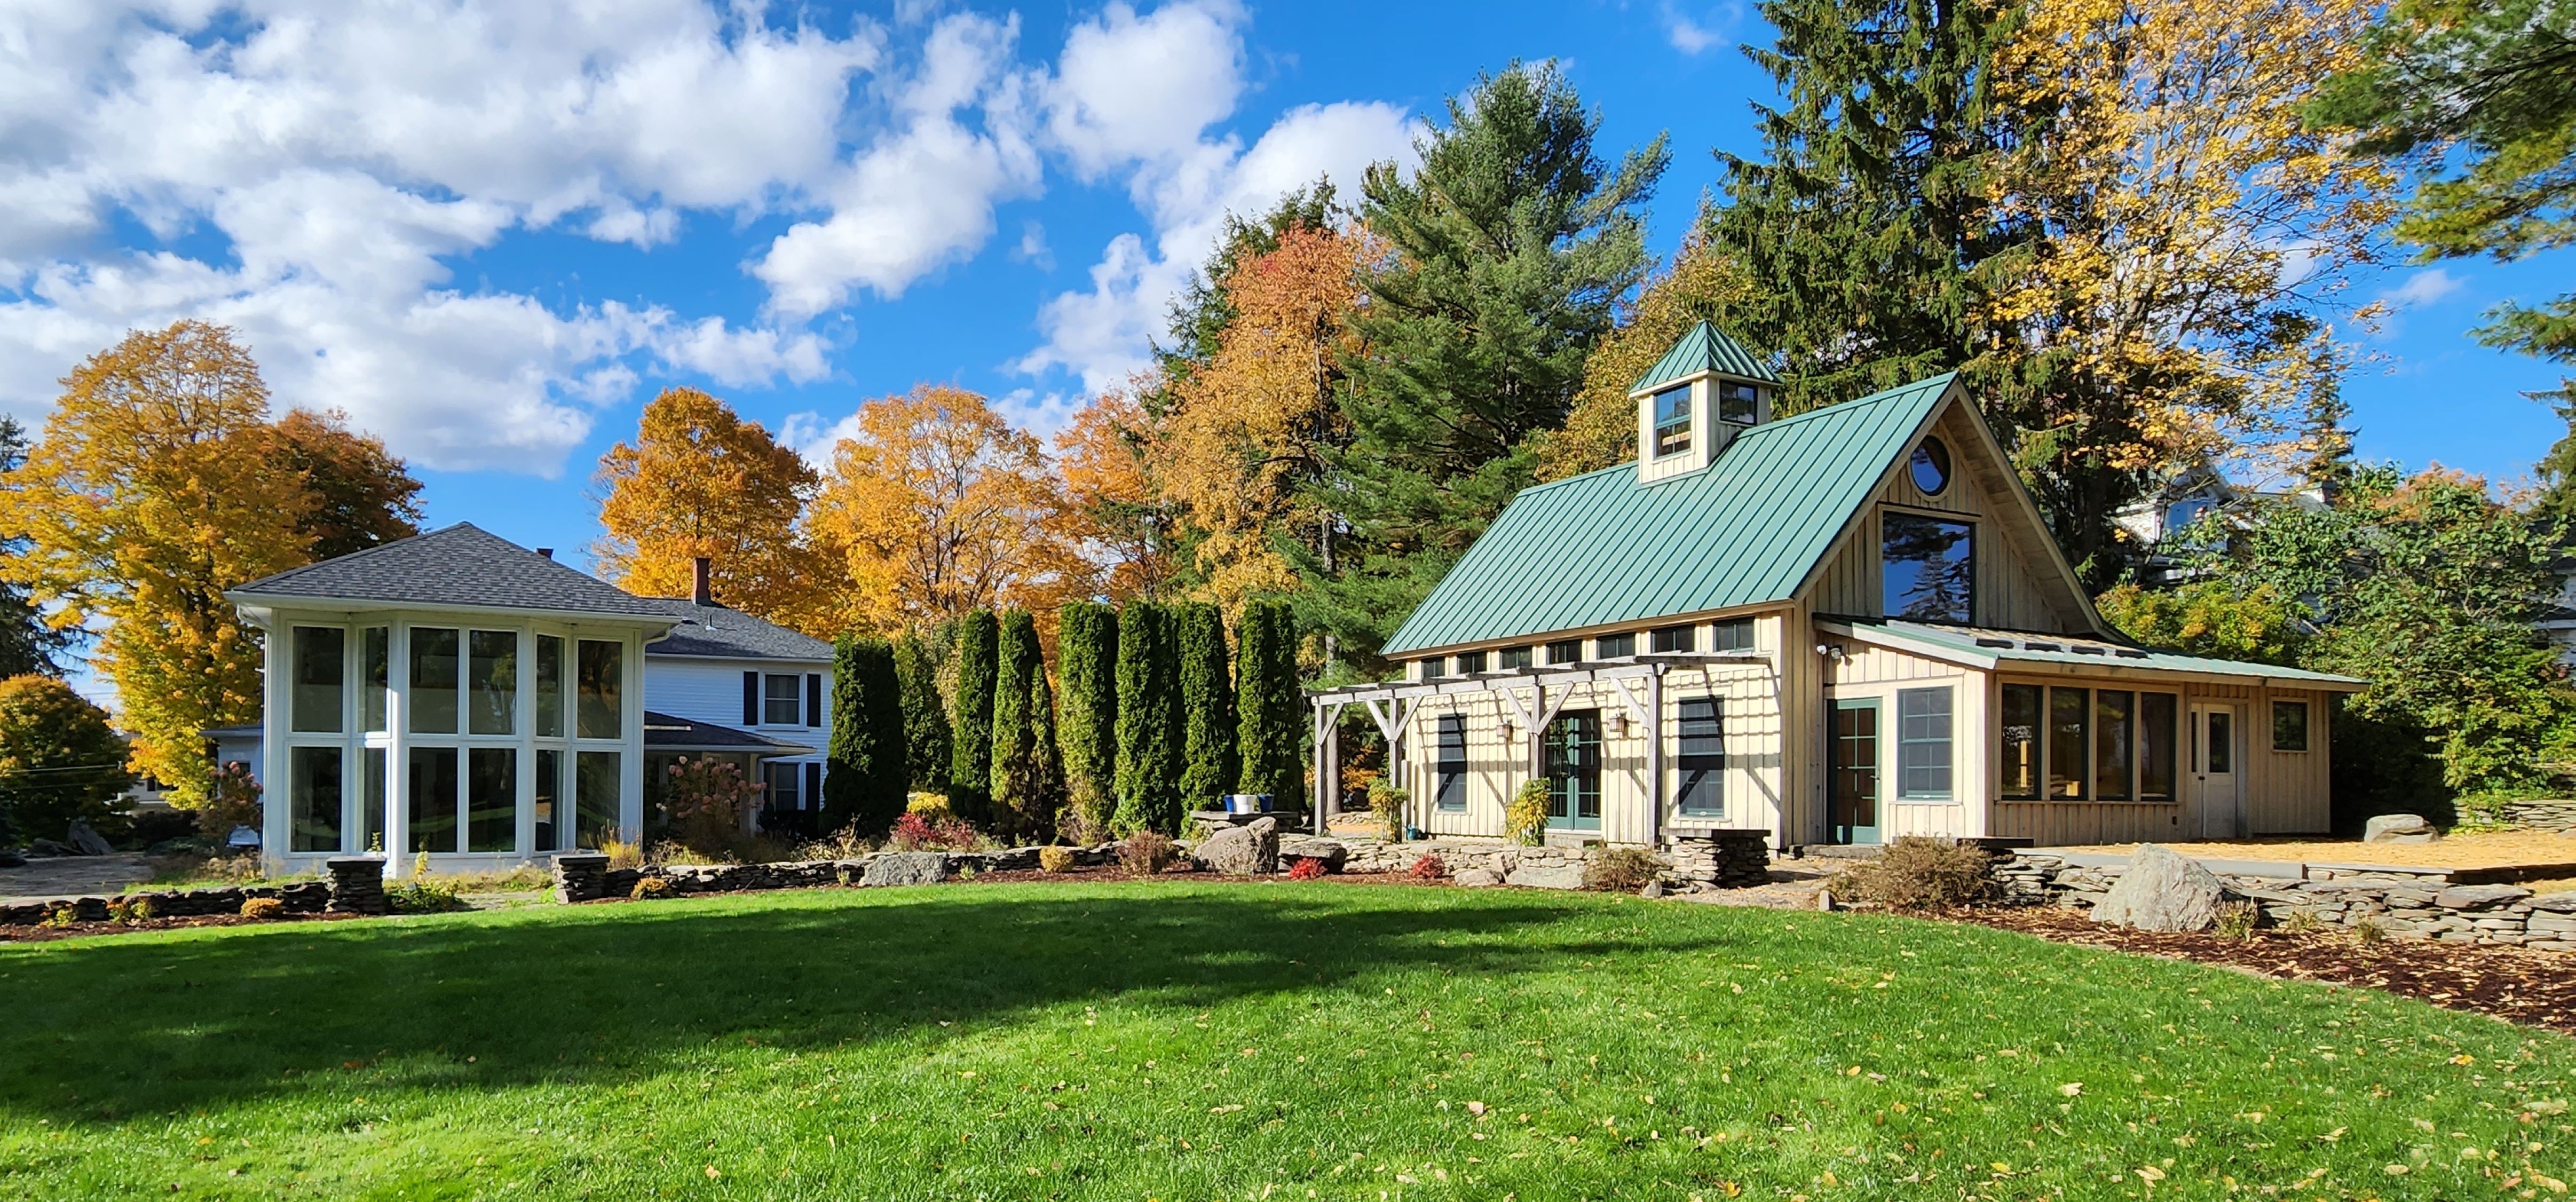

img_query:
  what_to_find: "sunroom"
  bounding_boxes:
[228,524,680,874]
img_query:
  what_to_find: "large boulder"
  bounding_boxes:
[2364,813,2439,844]
[66,820,113,856]
[1454,867,1503,888]
[1195,818,1279,876]
[1504,862,1585,890]
[1278,835,1348,873]
[862,851,949,887]
[2090,844,2226,932]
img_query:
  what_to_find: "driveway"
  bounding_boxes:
[0,855,157,904]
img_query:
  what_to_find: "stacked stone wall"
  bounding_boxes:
[2000,852,2576,952]
[1317,831,1769,890]
[0,880,329,924]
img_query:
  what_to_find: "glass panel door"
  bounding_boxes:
[1831,698,1880,844]
[1543,710,1602,832]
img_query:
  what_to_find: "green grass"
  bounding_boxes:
[4,883,2573,1200]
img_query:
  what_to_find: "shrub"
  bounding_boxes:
[907,792,954,820]
[195,760,262,839]
[1111,600,1183,835]
[1288,857,1328,881]
[1038,845,1078,874]
[111,896,153,924]
[947,611,1000,824]
[1056,601,1120,835]
[1118,829,1177,875]
[599,837,646,870]
[1175,602,1237,806]
[2352,919,2388,945]
[1583,847,1663,892]
[238,896,286,920]
[2281,910,2325,934]
[1505,780,1550,847]
[659,756,764,857]
[2212,900,2261,942]
[631,876,673,900]
[990,608,1066,844]
[827,634,911,840]
[888,811,987,852]
[796,823,871,862]
[1406,853,1449,881]
[42,903,75,928]
[387,879,467,913]
[894,630,952,794]
[1234,598,1303,811]
[1369,780,1409,842]
[1824,836,1999,911]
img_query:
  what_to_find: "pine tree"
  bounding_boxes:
[990,610,1064,842]
[1234,598,1305,805]
[824,635,908,839]
[1110,600,1184,834]
[946,610,999,824]
[1303,62,1667,668]
[0,419,69,678]
[1055,600,1120,836]
[1175,603,1238,806]
[893,630,952,793]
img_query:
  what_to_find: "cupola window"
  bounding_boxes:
[1909,437,1951,495]
[1718,380,1761,424]
[1651,384,1692,457]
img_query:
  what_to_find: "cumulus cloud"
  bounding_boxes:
[1023,100,1420,393]
[2382,267,2463,311]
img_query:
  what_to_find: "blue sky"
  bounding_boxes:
[3,0,2565,580]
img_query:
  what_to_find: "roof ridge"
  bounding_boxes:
[232,521,484,593]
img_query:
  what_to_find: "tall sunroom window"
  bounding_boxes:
[1652,384,1692,457]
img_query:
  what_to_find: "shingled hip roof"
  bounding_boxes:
[638,598,834,662]
[1381,373,1957,655]
[227,523,678,621]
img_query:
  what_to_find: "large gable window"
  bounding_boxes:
[1651,384,1692,457]
[1883,513,1975,623]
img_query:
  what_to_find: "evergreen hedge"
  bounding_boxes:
[1234,598,1305,806]
[823,634,908,839]
[1176,603,1238,808]
[1110,599,1183,834]
[989,610,1065,843]
[946,610,999,825]
[893,631,952,794]
[1055,600,1119,836]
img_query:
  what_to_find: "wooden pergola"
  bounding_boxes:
[1305,650,1771,842]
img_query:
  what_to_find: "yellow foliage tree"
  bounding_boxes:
[0,321,313,804]
[1055,381,1176,603]
[1160,223,1372,608]
[1540,231,1762,480]
[592,387,830,632]
[809,385,1093,634]
[1989,0,2396,479]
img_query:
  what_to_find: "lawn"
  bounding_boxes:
[3,883,2572,1200]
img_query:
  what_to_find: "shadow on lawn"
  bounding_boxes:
[0,883,1722,1122]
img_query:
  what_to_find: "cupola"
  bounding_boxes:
[1630,321,1780,484]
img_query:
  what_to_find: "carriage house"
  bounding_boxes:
[226,524,826,875]
[1313,323,2363,851]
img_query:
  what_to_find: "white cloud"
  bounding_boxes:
[752,12,1042,317]
[1045,0,1246,180]
[1661,2,1741,54]
[2383,267,2463,311]
[1023,100,1420,393]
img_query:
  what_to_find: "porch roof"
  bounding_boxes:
[642,711,816,756]
[228,523,676,623]
[1828,620,2368,691]
[1305,650,1769,707]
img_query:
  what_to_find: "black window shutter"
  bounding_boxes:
[805,762,822,810]
[807,674,823,727]
[742,671,761,725]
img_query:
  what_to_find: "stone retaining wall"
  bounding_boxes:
[584,843,1125,900]
[2503,799,2576,832]
[2000,852,2576,952]
[0,880,329,925]
[1318,831,1770,891]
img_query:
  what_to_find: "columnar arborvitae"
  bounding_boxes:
[824,634,908,839]
[893,630,952,794]
[946,610,999,825]
[1175,603,1238,806]
[1234,598,1305,805]
[1110,599,1184,834]
[1055,600,1120,835]
[989,610,1066,842]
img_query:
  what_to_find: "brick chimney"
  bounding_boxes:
[692,556,715,606]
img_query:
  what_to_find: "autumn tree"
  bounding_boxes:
[1055,383,1177,601]
[809,385,1092,632]
[1163,224,1374,607]
[271,408,423,560]
[594,388,827,630]
[0,321,313,803]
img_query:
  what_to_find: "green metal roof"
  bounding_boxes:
[1852,621,2369,689]
[1630,321,1782,392]
[1383,372,1957,655]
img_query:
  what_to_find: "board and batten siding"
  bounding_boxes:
[1823,638,1987,841]
[1805,406,2084,634]
[1397,612,1793,846]
[1979,675,2335,844]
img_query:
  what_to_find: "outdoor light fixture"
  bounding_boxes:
[1607,712,1630,737]
[1499,720,1517,741]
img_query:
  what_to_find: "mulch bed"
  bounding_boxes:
[1954,906,2576,1035]
[0,911,366,945]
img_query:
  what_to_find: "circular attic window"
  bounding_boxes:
[1910,437,1952,495]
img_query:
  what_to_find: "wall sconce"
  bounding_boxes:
[1499,720,1517,742]
[1607,712,1629,738]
